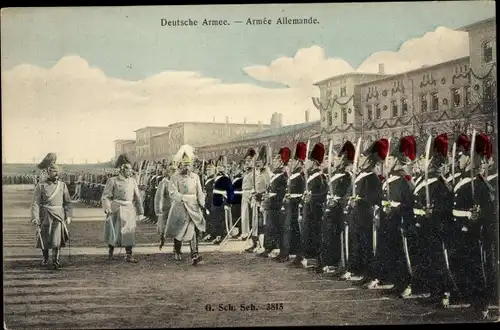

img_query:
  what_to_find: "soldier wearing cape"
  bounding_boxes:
[31,153,73,269]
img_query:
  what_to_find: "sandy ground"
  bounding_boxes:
[2,184,498,328]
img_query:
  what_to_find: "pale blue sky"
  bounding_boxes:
[1,2,495,87]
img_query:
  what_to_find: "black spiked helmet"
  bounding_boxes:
[257,145,268,165]
[115,154,132,168]
[37,153,57,170]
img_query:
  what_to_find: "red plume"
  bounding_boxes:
[310,143,325,164]
[374,138,389,161]
[433,133,448,157]
[340,141,355,162]
[294,142,307,161]
[279,147,291,164]
[475,133,492,159]
[399,136,416,161]
[456,134,470,152]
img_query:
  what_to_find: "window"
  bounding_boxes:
[401,98,408,116]
[431,92,439,111]
[452,88,461,108]
[391,100,398,117]
[375,104,381,119]
[341,108,348,124]
[366,105,373,121]
[327,111,333,126]
[483,79,493,100]
[483,40,493,63]
[420,94,428,112]
[340,86,347,97]
[464,86,471,106]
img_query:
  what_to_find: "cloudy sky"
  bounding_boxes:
[1,2,495,163]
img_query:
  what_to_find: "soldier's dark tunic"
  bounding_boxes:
[412,170,454,297]
[212,173,234,239]
[348,171,383,277]
[376,172,415,291]
[484,172,498,307]
[281,168,305,257]
[301,168,328,259]
[451,172,497,309]
[204,175,216,237]
[262,169,288,252]
[231,173,243,234]
[321,169,352,267]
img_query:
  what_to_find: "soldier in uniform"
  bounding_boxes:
[298,143,329,269]
[164,145,206,265]
[259,147,290,258]
[156,163,176,251]
[341,139,387,281]
[411,133,454,304]
[245,145,272,253]
[211,155,235,245]
[363,136,417,295]
[201,160,216,242]
[241,148,257,240]
[451,132,496,319]
[319,140,355,274]
[30,153,72,269]
[102,154,144,263]
[230,160,245,238]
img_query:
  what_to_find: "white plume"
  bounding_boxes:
[173,144,196,162]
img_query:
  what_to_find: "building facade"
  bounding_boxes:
[311,71,387,149]
[114,139,136,162]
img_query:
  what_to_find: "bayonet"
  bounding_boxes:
[424,135,433,209]
[451,142,457,185]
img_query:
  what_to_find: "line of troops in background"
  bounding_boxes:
[145,131,497,320]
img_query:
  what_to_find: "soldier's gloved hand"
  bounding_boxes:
[32,219,41,227]
[157,213,163,219]
[470,205,480,221]
[224,205,231,211]
[461,226,469,232]
[66,217,72,225]
[104,208,112,215]
[326,196,336,208]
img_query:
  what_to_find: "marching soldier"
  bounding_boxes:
[102,154,144,263]
[230,160,245,238]
[283,142,307,264]
[299,143,329,270]
[411,133,454,304]
[259,147,290,258]
[320,140,354,273]
[364,136,417,295]
[202,160,216,242]
[211,155,235,245]
[246,145,272,253]
[156,163,176,251]
[451,132,496,319]
[341,138,387,281]
[164,145,206,265]
[30,153,72,269]
[241,148,257,240]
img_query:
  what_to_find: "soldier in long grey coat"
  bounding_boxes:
[31,153,72,269]
[102,154,144,263]
[164,145,206,265]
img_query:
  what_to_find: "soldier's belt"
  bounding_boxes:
[213,189,228,197]
[41,205,63,209]
[413,208,426,216]
[234,191,242,195]
[327,195,341,201]
[382,200,401,208]
[452,209,472,218]
[267,193,277,197]
[289,194,303,198]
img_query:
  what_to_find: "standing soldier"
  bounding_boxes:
[241,148,257,241]
[452,132,496,319]
[364,136,417,295]
[299,143,329,270]
[30,153,72,269]
[246,145,272,253]
[320,140,355,274]
[164,145,206,265]
[341,138,387,281]
[101,154,144,263]
[230,160,245,238]
[202,160,216,242]
[283,142,307,264]
[411,133,454,304]
[259,147,290,258]
[211,155,235,245]
[156,163,176,251]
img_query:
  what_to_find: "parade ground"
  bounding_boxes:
[3,185,497,328]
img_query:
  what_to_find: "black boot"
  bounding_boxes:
[42,249,49,267]
[125,247,137,263]
[108,245,115,260]
[52,248,62,269]
[245,237,258,253]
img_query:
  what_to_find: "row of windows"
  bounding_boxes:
[326,86,348,98]
[483,40,494,64]
[326,108,349,126]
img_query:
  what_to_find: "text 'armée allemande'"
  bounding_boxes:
[160,17,320,27]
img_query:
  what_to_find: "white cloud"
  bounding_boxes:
[2,56,317,163]
[244,26,469,84]
[2,25,470,164]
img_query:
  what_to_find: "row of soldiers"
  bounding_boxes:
[2,173,37,185]
[185,132,497,320]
